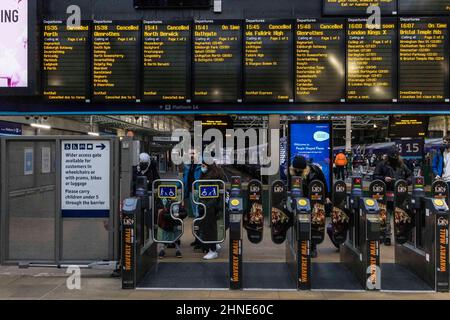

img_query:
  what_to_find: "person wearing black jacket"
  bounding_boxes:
[290,155,331,258]
[198,162,226,260]
[373,146,412,245]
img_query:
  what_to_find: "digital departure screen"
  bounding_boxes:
[143,20,191,103]
[295,19,345,103]
[347,18,396,102]
[399,0,450,14]
[92,21,140,102]
[244,19,294,103]
[388,116,429,138]
[399,18,449,102]
[323,0,397,15]
[42,20,90,102]
[194,20,242,103]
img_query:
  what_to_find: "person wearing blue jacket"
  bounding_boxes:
[183,155,203,249]
[432,136,450,188]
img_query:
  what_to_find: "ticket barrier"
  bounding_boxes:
[121,179,183,289]
[284,177,364,290]
[341,176,382,290]
[286,176,312,290]
[228,177,244,290]
[387,178,450,292]
[122,179,229,289]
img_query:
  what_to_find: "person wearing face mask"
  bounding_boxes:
[133,152,161,195]
[198,162,226,260]
[373,146,412,245]
[182,153,203,250]
[289,155,331,258]
[432,136,450,188]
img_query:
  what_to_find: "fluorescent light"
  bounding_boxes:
[88,132,100,136]
[31,123,51,130]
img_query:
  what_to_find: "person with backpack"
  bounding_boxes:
[334,152,348,180]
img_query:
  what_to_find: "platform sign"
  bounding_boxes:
[61,140,110,218]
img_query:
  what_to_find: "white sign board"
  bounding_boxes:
[61,140,110,211]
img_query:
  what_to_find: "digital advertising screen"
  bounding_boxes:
[288,122,332,192]
[0,0,36,95]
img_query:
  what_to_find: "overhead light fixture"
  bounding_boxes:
[88,132,100,137]
[31,123,51,130]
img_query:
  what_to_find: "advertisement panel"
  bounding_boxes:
[288,122,332,191]
[0,0,28,88]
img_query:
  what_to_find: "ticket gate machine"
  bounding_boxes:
[342,177,382,290]
[228,177,244,290]
[394,178,450,292]
[285,176,312,290]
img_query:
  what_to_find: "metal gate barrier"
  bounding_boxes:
[0,136,120,266]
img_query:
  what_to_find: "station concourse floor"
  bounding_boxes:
[0,219,449,300]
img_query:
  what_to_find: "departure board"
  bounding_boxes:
[194,20,242,103]
[295,19,345,103]
[93,21,140,102]
[399,0,450,14]
[244,19,294,103]
[323,0,397,15]
[399,18,449,102]
[42,20,90,101]
[347,18,396,102]
[143,20,191,102]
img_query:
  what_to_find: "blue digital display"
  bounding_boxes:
[289,122,332,191]
[199,185,219,199]
[158,185,177,199]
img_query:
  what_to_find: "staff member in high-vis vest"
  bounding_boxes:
[334,152,348,180]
